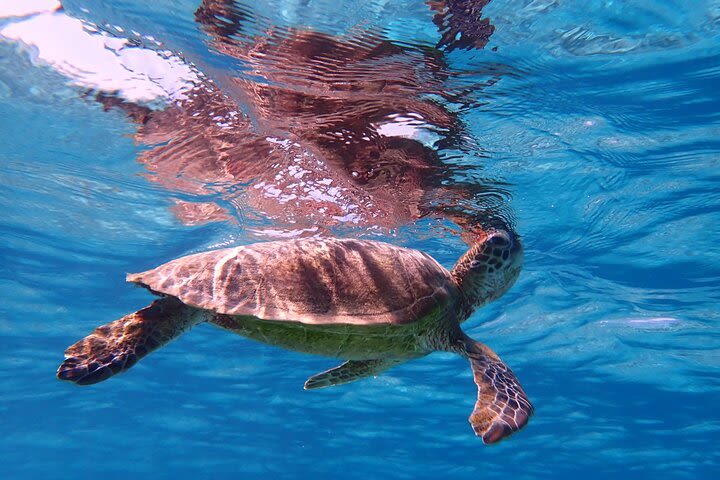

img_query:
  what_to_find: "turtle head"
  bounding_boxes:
[451,229,523,314]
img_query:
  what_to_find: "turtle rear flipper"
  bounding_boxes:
[304,359,404,390]
[462,337,533,444]
[57,297,204,385]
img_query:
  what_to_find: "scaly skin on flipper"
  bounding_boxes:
[462,337,533,444]
[304,358,406,390]
[57,297,204,385]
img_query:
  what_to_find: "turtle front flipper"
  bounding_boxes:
[57,297,205,385]
[304,359,404,390]
[462,337,533,444]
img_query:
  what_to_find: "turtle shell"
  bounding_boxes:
[127,237,459,325]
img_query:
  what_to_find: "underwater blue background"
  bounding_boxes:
[1,0,719,478]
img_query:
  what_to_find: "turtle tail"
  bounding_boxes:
[57,297,206,385]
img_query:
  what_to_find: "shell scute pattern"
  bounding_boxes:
[127,238,459,325]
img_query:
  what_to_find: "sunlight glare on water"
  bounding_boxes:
[1,0,719,478]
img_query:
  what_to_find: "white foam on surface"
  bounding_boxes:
[0,0,60,18]
[0,10,199,103]
[374,114,442,147]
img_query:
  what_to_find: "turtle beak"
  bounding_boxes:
[486,229,522,260]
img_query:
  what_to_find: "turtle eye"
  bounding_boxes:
[469,259,484,270]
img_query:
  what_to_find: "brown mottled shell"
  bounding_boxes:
[127,238,460,325]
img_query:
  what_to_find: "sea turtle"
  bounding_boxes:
[57,230,532,444]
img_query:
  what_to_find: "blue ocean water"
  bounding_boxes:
[1,0,719,478]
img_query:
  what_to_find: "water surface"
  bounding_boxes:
[1,0,719,478]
